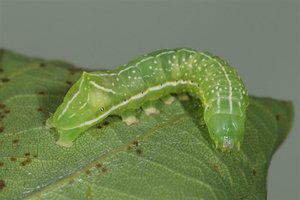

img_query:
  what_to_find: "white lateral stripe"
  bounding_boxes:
[62,81,198,130]
[90,81,116,94]
[57,78,84,120]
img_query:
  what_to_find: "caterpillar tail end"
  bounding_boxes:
[214,136,241,152]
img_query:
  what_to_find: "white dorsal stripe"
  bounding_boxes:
[89,81,116,94]
[61,81,198,130]
[177,48,197,54]
[155,50,176,57]
[197,52,233,114]
[118,56,154,75]
[214,60,233,114]
[87,50,177,78]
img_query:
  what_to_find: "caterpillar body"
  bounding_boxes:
[47,48,249,151]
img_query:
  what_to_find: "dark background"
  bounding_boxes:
[1,0,299,199]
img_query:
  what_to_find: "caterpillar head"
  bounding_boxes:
[204,113,246,151]
[47,72,112,147]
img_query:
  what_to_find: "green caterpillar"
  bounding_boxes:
[47,48,249,151]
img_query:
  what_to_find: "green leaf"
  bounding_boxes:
[0,49,294,200]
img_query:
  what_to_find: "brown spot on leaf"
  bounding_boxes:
[20,158,32,166]
[1,78,10,83]
[213,164,220,172]
[37,107,43,112]
[39,62,46,68]
[136,148,142,155]
[24,153,30,157]
[96,125,102,129]
[85,170,91,175]
[68,68,80,75]
[0,103,5,109]
[101,167,108,173]
[12,139,19,144]
[103,121,109,126]
[0,162,4,167]
[10,157,17,162]
[0,180,6,190]
[33,154,38,158]
[133,140,139,146]
[126,145,132,151]
[95,163,103,169]
[252,168,256,176]
[4,109,10,114]
[0,127,4,133]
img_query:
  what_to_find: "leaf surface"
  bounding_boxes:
[0,50,294,200]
